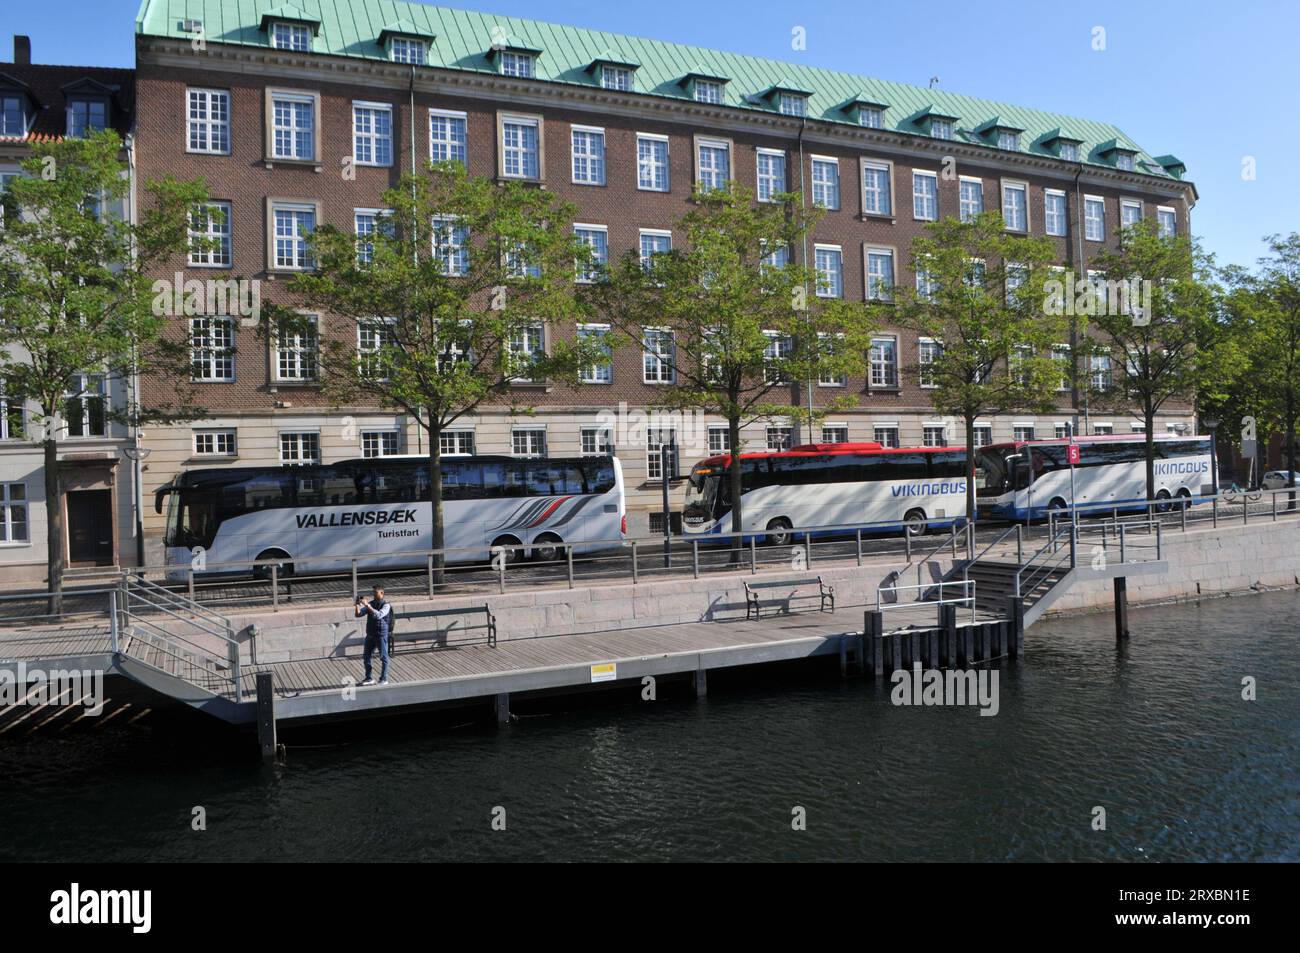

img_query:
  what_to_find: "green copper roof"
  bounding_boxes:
[135,0,1186,180]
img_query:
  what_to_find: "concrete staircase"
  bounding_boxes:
[962,559,1072,619]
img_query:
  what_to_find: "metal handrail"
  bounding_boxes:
[896,522,969,589]
[876,577,978,624]
[965,524,1022,569]
[1015,525,1074,600]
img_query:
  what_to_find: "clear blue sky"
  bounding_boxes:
[6,0,1295,272]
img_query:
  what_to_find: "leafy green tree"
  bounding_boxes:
[0,131,208,605]
[1084,218,1218,502]
[594,182,876,542]
[890,212,1064,524]
[279,163,607,574]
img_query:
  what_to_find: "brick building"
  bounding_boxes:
[0,36,140,582]
[130,0,1198,559]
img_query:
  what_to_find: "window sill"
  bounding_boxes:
[869,387,901,394]
[264,158,323,173]
[187,262,234,270]
[187,456,239,464]
[860,213,896,224]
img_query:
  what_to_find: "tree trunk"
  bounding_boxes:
[729,414,743,563]
[965,415,977,534]
[44,436,63,616]
[1287,386,1297,510]
[1144,407,1157,505]
[428,417,445,585]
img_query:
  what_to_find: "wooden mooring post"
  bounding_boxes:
[1114,576,1130,643]
[863,611,884,679]
[256,671,278,763]
[1006,595,1025,659]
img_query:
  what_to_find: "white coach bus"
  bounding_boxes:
[974,433,1214,520]
[682,442,969,542]
[155,454,625,578]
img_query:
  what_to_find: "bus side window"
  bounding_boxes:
[482,461,522,498]
[444,462,483,501]
[582,460,615,495]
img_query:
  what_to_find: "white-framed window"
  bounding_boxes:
[1008,343,1033,383]
[507,325,545,382]
[870,337,898,388]
[930,118,953,140]
[643,328,675,383]
[0,483,28,544]
[432,215,469,276]
[646,428,677,481]
[271,22,312,52]
[918,337,942,388]
[694,79,723,104]
[756,148,786,202]
[766,426,793,451]
[815,245,843,298]
[1013,424,1036,442]
[817,331,846,386]
[194,429,237,456]
[498,52,535,78]
[697,138,730,192]
[275,314,318,382]
[636,133,669,191]
[68,99,108,138]
[1051,344,1072,391]
[63,374,107,437]
[763,331,793,383]
[862,160,892,216]
[1093,423,1114,436]
[858,106,883,129]
[913,170,938,220]
[389,37,426,65]
[189,202,231,267]
[639,229,671,271]
[352,102,393,166]
[1090,353,1113,391]
[354,208,391,265]
[1044,189,1067,236]
[190,317,235,381]
[500,116,540,179]
[279,431,320,465]
[865,246,895,301]
[1059,141,1080,162]
[707,425,730,455]
[578,323,612,383]
[873,424,899,448]
[973,425,992,448]
[916,261,940,301]
[571,126,606,185]
[271,92,315,160]
[187,88,230,154]
[357,318,397,380]
[1157,206,1177,239]
[1120,198,1142,233]
[1054,423,1071,440]
[600,65,632,91]
[1001,180,1028,232]
[429,109,467,165]
[777,93,806,117]
[581,425,613,455]
[1084,196,1106,241]
[811,156,839,210]
[1131,422,1146,433]
[0,383,23,440]
[821,425,848,444]
[511,428,547,458]
[1005,263,1029,306]
[1116,153,1136,172]
[441,430,475,456]
[923,424,948,447]
[273,203,316,270]
[997,130,1020,152]
[0,96,26,138]
[361,429,400,457]
[574,224,608,283]
[959,177,983,222]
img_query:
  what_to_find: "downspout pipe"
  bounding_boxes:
[796,116,814,443]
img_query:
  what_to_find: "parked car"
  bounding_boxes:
[1261,470,1300,489]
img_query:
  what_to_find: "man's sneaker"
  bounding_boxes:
[361,678,375,686]
[379,678,389,685]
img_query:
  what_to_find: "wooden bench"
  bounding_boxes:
[743,576,835,620]
[389,605,497,654]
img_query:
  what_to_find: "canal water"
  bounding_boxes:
[1,590,1297,862]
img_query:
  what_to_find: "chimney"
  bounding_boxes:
[14,35,31,65]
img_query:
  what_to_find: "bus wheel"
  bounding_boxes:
[1154,489,1172,513]
[490,536,523,566]
[904,509,928,537]
[531,533,563,563]
[765,518,794,547]
[1047,499,1068,526]
[253,550,294,581]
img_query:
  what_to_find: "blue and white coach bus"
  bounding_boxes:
[155,454,625,578]
[682,442,969,542]
[975,433,1214,520]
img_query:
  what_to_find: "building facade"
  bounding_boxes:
[130,0,1198,561]
[0,36,141,583]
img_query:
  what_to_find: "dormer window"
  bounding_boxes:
[930,118,953,140]
[694,79,723,104]
[271,22,312,51]
[499,51,535,78]
[997,130,1020,151]
[778,93,806,117]
[859,106,883,128]
[0,95,26,137]
[1116,153,1135,172]
[1059,141,1079,162]
[601,65,631,91]
[390,37,426,64]
[68,98,107,138]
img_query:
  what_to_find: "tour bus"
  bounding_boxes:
[974,433,1214,520]
[155,454,625,578]
[682,442,970,542]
